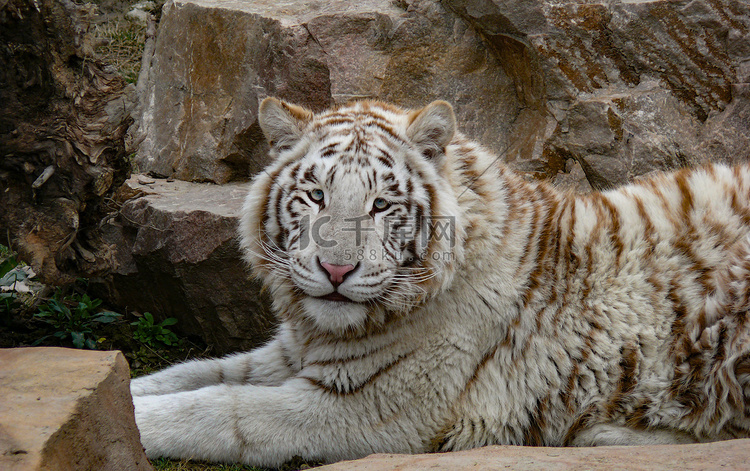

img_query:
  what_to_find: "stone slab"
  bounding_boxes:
[132,0,516,183]
[318,439,750,471]
[0,347,152,471]
[94,175,276,354]
[131,0,750,189]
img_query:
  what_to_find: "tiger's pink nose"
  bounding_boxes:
[320,262,356,287]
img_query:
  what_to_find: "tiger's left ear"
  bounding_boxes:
[258,97,314,153]
[406,101,456,161]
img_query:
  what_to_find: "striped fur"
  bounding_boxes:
[132,99,750,467]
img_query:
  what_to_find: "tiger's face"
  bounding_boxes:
[240,98,462,335]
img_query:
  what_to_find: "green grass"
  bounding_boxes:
[151,457,320,471]
[152,458,265,471]
[93,19,147,83]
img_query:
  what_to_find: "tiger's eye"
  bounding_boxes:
[373,198,390,211]
[309,189,325,203]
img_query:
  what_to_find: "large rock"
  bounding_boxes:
[318,439,750,470]
[445,0,750,187]
[132,0,750,188]
[92,175,275,354]
[697,83,750,165]
[0,347,152,471]
[131,0,517,183]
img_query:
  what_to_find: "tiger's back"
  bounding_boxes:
[437,156,750,448]
[131,99,750,467]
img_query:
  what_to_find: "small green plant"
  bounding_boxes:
[131,312,179,347]
[0,252,18,278]
[0,246,22,319]
[0,290,19,311]
[34,291,122,349]
[0,292,20,319]
[0,248,22,290]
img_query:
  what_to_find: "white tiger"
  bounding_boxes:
[131,98,750,467]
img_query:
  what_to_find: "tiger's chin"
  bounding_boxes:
[317,292,355,302]
[301,296,371,334]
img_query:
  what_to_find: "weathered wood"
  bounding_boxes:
[0,0,132,285]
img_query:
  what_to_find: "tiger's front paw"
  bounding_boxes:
[132,394,172,458]
[132,387,248,463]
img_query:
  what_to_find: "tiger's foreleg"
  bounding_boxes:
[130,336,298,397]
[132,378,422,467]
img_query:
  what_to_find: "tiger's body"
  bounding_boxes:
[131,99,750,467]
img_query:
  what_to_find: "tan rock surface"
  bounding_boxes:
[318,439,750,470]
[0,347,152,471]
[132,0,515,183]
[445,0,750,187]
[132,0,750,187]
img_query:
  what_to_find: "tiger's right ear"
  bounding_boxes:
[406,101,456,162]
[258,97,313,152]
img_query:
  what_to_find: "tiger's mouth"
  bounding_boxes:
[317,292,356,303]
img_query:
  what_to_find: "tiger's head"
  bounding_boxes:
[239,98,464,336]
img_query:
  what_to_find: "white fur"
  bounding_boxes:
[132,100,750,467]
